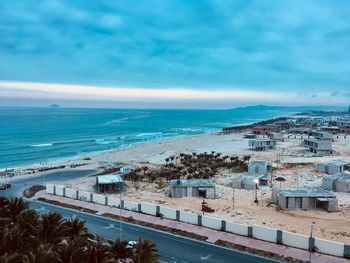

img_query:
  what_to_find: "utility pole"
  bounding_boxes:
[232,186,235,210]
[309,221,316,262]
[119,191,122,240]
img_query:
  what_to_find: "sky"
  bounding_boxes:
[0,0,350,108]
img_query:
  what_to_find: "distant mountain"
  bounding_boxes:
[49,104,60,108]
[228,105,347,113]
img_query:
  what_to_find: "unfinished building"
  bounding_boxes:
[248,139,276,151]
[96,174,123,193]
[170,179,215,198]
[317,160,350,175]
[233,160,271,190]
[322,173,350,193]
[272,187,338,212]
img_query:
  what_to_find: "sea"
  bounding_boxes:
[0,106,294,169]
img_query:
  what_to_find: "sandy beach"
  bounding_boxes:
[3,130,350,243]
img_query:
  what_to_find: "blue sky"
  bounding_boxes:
[0,0,350,108]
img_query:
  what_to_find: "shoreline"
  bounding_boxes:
[0,114,291,175]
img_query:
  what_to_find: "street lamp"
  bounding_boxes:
[309,221,316,262]
[254,179,259,204]
[232,185,235,210]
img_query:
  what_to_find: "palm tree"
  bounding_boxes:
[4,198,29,223]
[36,212,67,244]
[64,217,92,241]
[86,239,110,263]
[132,239,160,263]
[24,244,58,263]
[108,239,131,261]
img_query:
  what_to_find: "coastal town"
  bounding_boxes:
[2,109,350,250]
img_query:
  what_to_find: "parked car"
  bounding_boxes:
[0,183,11,190]
[126,241,138,250]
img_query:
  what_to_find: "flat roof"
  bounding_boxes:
[170,179,214,187]
[274,187,335,198]
[239,173,267,180]
[96,174,123,184]
[321,160,350,166]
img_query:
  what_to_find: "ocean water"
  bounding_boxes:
[0,107,291,169]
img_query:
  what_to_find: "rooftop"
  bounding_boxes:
[170,179,214,187]
[238,173,268,180]
[274,187,335,198]
[96,174,123,184]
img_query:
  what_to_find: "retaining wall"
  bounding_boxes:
[252,225,278,243]
[108,197,121,208]
[46,184,55,194]
[123,200,138,211]
[64,188,78,199]
[282,231,309,250]
[202,215,222,230]
[225,221,248,236]
[159,207,177,220]
[78,191,91,202]
[92,194,106,205]
[55,185,64,196]
[140,203,157,215]
[179,211,198,224]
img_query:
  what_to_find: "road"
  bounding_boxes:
[1,169,280,262]
[30,201,279,263]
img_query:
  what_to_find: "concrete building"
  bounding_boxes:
[248,139,276,151]
[96,174,123,193]
[233,160,271,190]
[267,132,284,141]
[322,173,350,193]
[320,126,340,135]
[272,187,338,212]
[309,131,333,140]
[317,160,350,175]
[302,139,333,155]
[170,179,215,198]
[232,173,268,190]
[243,133,256,139]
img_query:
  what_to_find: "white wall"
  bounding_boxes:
[282,231,309,250]
[180,211,198,224]
[65,188,77,199]
[92,194,106,205]
[46,184,54,194]
[159,206,177,220]
[252,225,277,243]
[315,238,344,257]
[141,203,157,215]
[55,185,65,196]
[202,215,222,230]
[226,221,248,236]
[123,200,138,211]
[78,191,91,201]
[108,197,121,208]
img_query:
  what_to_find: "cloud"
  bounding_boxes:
[0,0,350,99]
[0,81,349,107]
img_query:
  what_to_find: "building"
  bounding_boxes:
[96,174,123,193]
[317,160,350,175]
[232,173,268,190]
[322,173,350,193]
[248,160,271,175]
[309,131,333,140]
[248,139,276,151]
[267,132,284,141]
[243,133,256,139]
[170,179,215,198]
[302,139,333,155]
[233,160,271,190]
[272,187,338,212]
[320,126,340,135]
[119,166,132,174]
[251,126,271,135]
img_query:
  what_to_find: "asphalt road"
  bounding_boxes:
[1,169,281,262]
[30,201,279,263]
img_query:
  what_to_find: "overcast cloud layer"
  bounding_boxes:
[1,0,350,107]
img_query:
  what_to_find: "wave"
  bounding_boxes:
[30,143,53,147]
[135,132,163,137]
